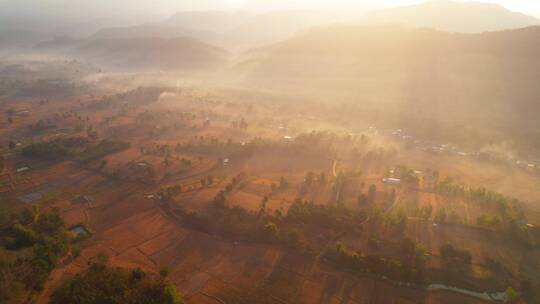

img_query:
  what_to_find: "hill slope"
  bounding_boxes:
[238,25,540,145]
[78,37,227,70]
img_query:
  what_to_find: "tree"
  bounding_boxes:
[304,171,315,186]
[435,208,447,223]
[260,196,269,213]
[358,194,368,206]
[422,204,433,219]
[9,141,16,150]
[0,156,4,172]
[368,237,379,250]
[286,229,300,246]
[159,267,170,278]
[320,172,326,184]
[164,283,182,304]
[86,125,99,140]
[264,222,279,240]
[388,188,397,204]
[279,176,288,190]
[505,286,518,302]
[396,210,407,229]
[335,242,346,255]
[11,223,37,248]
[131,268,146,281]
[239,118,248,129]
[367,184,377,204]
[415,243,428,269]
[400,238,416,262]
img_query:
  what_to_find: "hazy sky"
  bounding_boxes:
[1,0,539,18]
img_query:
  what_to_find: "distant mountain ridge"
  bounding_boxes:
[362,0,540,33]
[4,0,540,71]
[37,36,228,71]
[89,10,339,50]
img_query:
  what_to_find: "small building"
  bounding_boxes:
[72,195,92,205]
[16,110,31,117]
[16,166,31,173]
[283,136,293,140]
[137,162,149,168]
[383,178,401,185]
[18,192,42,203]
[223,158,230,166]
[70,225,90,237]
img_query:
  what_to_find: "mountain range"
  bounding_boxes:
[363,0,540,33]
[2,0,540,85]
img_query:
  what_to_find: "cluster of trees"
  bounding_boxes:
[28,119,56,133]
[0,207,69,302]
[86,125,99,140]
[410,206,462,224]
[382,209,408,233]
[213,172,248,208]
[410,203,433,219]
[324,240,425,284]
[179,205,278,244]
[506,219,539,249]
[231,118,248,129]
[158,185,183,202]
[422,168,440,189]
[476,214,501,228]
[288,131,345,159]
[200,175,214,187]
[299,171,328,197]
[141,144,175,157]
[161,157,192,169]
[174,138,262,159]
[435,178,518,213]
[439,244,472,272]
[22,137,87,160]
[50,255,182,304]
[270,176,289,193]
[78,140,130,163]
[390,166,420,186]
[21,138,129,164]
[181,194,368,253]
[286,199,366,231]
[88,87,164,112]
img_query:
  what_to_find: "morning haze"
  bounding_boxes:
[0,1,539,304]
